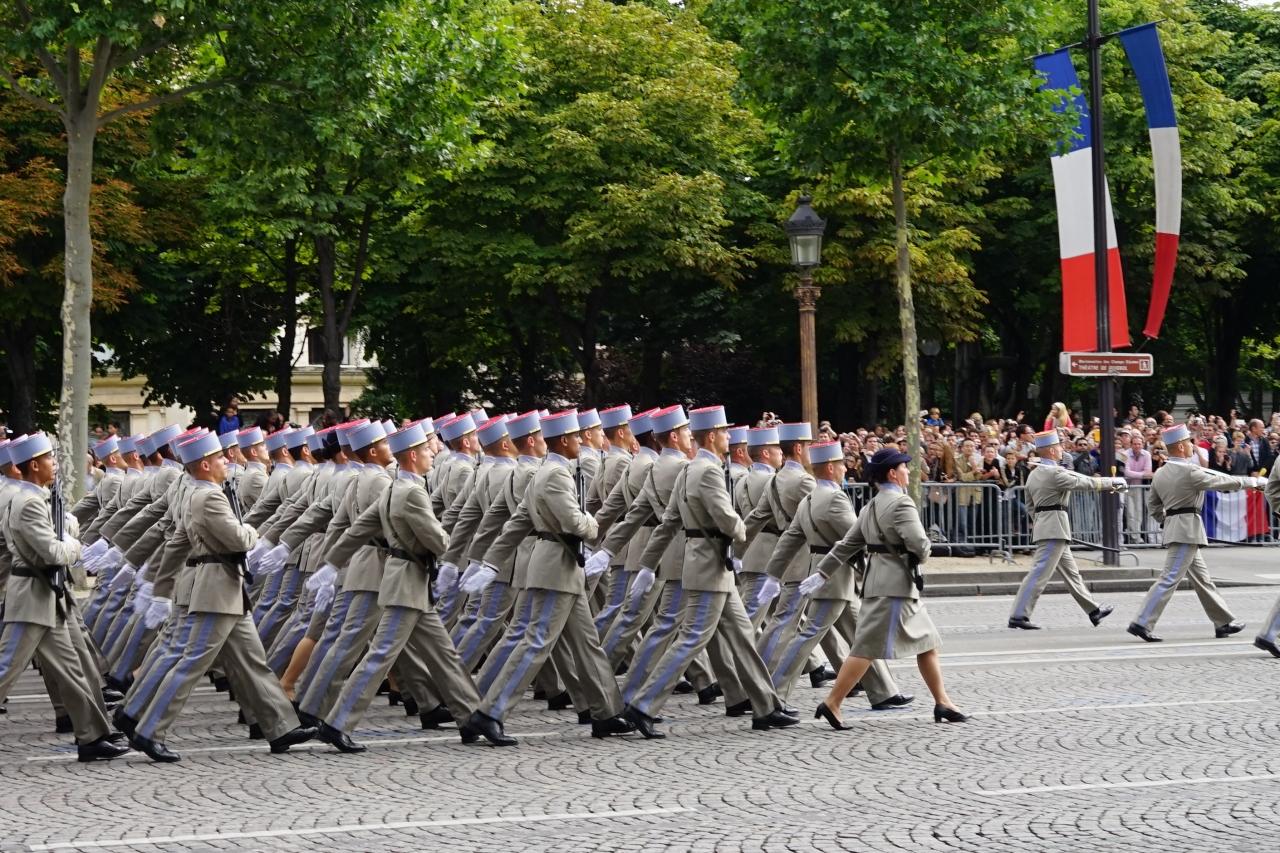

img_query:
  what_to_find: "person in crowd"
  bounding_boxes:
[216,401,242,436]
[1044,402,1073,431]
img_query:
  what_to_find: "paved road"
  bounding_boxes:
[3,581,1280,852]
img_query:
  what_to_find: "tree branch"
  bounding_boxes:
[0,63,64,117]
[14,0,67,95]
[65,41,81,112]
[85,35,112,112]
[96,78,232,127]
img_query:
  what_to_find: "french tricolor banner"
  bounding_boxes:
[1033,49,1130,352]
[1201,491,1271,542]
[1117,23,1181,341]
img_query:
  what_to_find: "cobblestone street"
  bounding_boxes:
[4,581,1280,852]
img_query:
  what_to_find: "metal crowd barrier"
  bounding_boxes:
[844,481,1280,557]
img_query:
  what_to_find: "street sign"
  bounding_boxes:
[1059,351,1154,377]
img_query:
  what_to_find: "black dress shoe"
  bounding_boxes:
[532,689,548,701]
[870,693,915,711]
[546,691,573,711]
[1088,605,1114,627]
[577,709,592,725]
[402,696,419,717]
[377,679,391,695]
[814,702,851,731]
[105,674,132,693]
[112,709,137,738]
[387,689,403,706]
[933,703,969,723]
[1254,637,1280,658]
[725,700,752,717]
[130,733,179,763]
[292,702,320,728]
[248,723,264,740]
[1127,622,1162,643]
[696,685,720,706]
[269,725,317,754]
[236,709,246,725]
[1008,616,1041,630]
[623,705,665,740]
[751,709,800,731]
[591,715,637,739]
[1,701,6,714]
[1215,619,1245,639]
[317,722,366,754]
[672,679,694,695]
[210,674,230,693]
[459,724,479,744]
[466,711,517,746]
[778,704,799,717]
[101,687,125,704]
[809,666,836,688]
[106,731,128,743]
[420,704,455,729]
[77,736,131,763]
[55,715,73,734]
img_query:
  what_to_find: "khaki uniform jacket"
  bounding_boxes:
[473,456,541,585]
[1026,460,1112,542]
[578,448,601,508]
[743,462,815,582]
[0,479,18,598]
[237,461,269,512]
[371,472,449,610]
[324,464,393,593]
[443,456,490,532]
[817,486,930,601]
[182,482,259,615]
[486,455,597,595]
[152,475,199,603]
[442,457,515,567]
[140,474,196,599]
[1266,463,1280,514]
[71,469,123,527]
[596,447,658,571]
[600,449,687,581]
[243,461,294,528]
[261,462,329,543]
[587,447,631,514]
[641,451,745,594]
[2,482,81,627]
[1149,457,1249,545]
[734,465,777,575]
[94,463,180,543]
[438,454,476,531]
[766,482,860,601]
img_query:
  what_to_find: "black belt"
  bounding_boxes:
[535,531,585,567]
[11,566,70,608]
[1165,507,1199,517]
[809,545,831,555]
[684,528,728,540]
[1035,504,1067,513]
[641,519,659,528]
[186,552,247,567]
[11,566,61,579]
[864,545,923,593]
[866,544,903,555]
[386,546,438,570]
[762,523,782,536]
[370,537,391,550]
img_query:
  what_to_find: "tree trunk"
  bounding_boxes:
[314,234,343,414]
[579,290,603,406]
[275,235,299,416]
[0,320,38,433]
[1209,296,1244,417]
[58,113,97,502]
[890,149,923,505]
[639,332,663,408]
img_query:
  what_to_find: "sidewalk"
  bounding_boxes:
[922,545,1280,597]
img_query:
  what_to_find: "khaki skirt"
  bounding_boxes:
[851,596,941,660]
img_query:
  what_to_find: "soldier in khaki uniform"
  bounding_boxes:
[1008,430,1125,630]
[127,431,315,762]
[1256,463,1280,657]
[1128,423,1259,642]
[467,410,634,746]
[815,448,967,729]
[0,433,129,762]
[734,427,783,626]
[728,426,751,487]
[623,405,798,739]
[316,421,482,752]
[766,441,909,709]
[71,437,128,527]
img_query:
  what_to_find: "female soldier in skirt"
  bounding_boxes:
[811,447,967,728]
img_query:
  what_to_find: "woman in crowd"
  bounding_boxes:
[1044,401,1074,431]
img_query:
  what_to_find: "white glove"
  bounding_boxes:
[756,575,782,606]
[261,543,291,574]
[1250,476,1268,490]
[84,539,109,561]
[435,562,459,600]
[307,563,338,592]
[132,582,155,614]
[732,557,744,574]
[100,546,124,571]
[632,567,656,595]
[110,564,136,591]
[133,562,148,585]
[459,560,482,589]
[246,539,271,571]
[584,549,612,577]
[799,574,827,596]
[461,563,497,595]
[315,582,336,611]
[143,596,172,630]
[1109,477,1129,492]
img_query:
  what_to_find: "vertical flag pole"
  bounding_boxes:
[1088,0,1120,566]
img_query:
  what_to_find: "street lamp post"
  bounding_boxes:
[785,195,827,432]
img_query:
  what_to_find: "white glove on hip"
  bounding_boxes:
[435,562,459,600]
[799,574,827,597]
[262,543,291,574]
[584,549,612,577]
[756,575,782,606]
[461,563,497,595]
[459,561,482,589]
[307,563,338,592]
[632,567,656,596]
[143,596,172,630]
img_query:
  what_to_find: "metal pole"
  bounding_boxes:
[1088,0,1120,566]
[796,273,820,432]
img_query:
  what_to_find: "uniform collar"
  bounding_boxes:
[191,479,218,490]
[491,456,517,466]
[1037,457,1059,467]
[783,460,804,471]
[125,467,143,476]
[161,458,182,470]
[397,469,424,484]
[363,462,383,471]
[103,467,124,477]
[295,460,313,470]
[660,447,684,459]
[246,460,266,471]
[637,446,658,460]
[15,481,45,495]
[878,482,904,494]
[1167,455,1197,466]
[815,478,841,490]
[607,445,630,457]
[545,452,571,468]
[751,462,773,472]
[696,448,722,464]
[519,454,541,465]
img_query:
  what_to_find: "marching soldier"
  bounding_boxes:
[734,426,783,626]
[623,405,798,739]
[0,432,129,762]
[765,441,911,709]
[1127,423,1260,643]
[1256,462,1280,658]
[727,426,751,486]
[1008,430,1124,630]
[126,431,315,762]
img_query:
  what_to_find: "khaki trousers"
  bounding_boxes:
[768,598,896,704]
[480,588,621,722]
[0,615,109,743]
[756,582,826,675]
[1010,540,1099,620]
[1133,543,1234,630]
